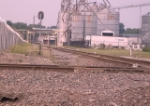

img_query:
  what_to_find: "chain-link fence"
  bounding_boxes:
[0,17,26,50]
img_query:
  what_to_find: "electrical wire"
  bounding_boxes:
[105,0,111,7]
[59,0,111,38]
[103,0,107,7]
[83,1,107,29]
[60,0,75,38]
[62,0,75,22]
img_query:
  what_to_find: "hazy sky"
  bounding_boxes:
[0,0,150,28]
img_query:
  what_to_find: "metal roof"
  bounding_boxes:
[33,28,58,31]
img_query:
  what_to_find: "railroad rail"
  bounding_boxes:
[52,47,150,67]
[0,64,73,70]
[0,64,148,73]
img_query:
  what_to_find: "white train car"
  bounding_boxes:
[89,35,141,49]
[91,36,128,47]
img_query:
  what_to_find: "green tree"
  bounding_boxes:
[7,21,28,29]
[6,20,13,26]
[125,28,140,34]
[6,20,46,30]
[132,28,140,34]
[125,28,132,34]
[49,26,57,29]
[119,23,125,35]
[14,22,27,29]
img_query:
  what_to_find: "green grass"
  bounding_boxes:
[143,47,150,52]
[64,46,150,58]
[10,43,39,54]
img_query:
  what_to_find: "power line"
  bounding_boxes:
[113,3,150,29]
[113,3,150,10]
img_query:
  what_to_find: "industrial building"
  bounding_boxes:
[17,29,34,43]
[57,0,141,49]
[57,0,119,46]
[142,12,150,36]
[142,12,150,47]
[36,28,58,45]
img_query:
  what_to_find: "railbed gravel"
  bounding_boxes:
[51,49,116,67]
[0,52,54,65]
[0,69,150,106]
[0,50,150,105]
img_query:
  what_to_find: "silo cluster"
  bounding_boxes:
[141,12,150,47]
[57,0,120,46]
[71,12,97,41]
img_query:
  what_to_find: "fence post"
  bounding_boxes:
[130,45,132,56]
[39,43,42,56]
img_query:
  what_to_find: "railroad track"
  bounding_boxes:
[0,64,73,70]
[52,47,150,67]
[0,64,149,73]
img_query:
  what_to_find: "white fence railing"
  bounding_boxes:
[0,17,27,50]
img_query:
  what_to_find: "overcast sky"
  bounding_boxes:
[0,0,150,28]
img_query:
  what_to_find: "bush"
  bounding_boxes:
[106,44,113,49]
[93,44,97,49]
[10,43,32,54]
[98,43,106,49]
[142,47,150,52]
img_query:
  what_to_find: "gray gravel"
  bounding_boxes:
[0,52,54,65]
[0,69,150,106]
[0,49,150,105]
[51,49,115,67]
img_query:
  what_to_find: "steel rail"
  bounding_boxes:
[0,63,134,69]
[0,64,74,70]
[0,64,148,73]
[52,47,150,66]
[88,53,150,66]
[52,47,133,66]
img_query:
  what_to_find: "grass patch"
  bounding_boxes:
[64,46,150,58]
[143,47,150,52]
[49,54,56,63]
[10,43,38,54]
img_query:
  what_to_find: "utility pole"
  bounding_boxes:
[32,15,36,44]
[38,11,44,55]
[76,0,78,12]
[39,18,42,55]
[33,15,35,27]
[139,6,142,34]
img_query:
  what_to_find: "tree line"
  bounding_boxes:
[6,20,140,34]
[119,23,140,34]
[6,20,56,30]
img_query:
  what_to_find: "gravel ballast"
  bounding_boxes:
[0,69,150,106]
[0,49,150,105]
[0,52,54,65]
[51,49,115,67]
